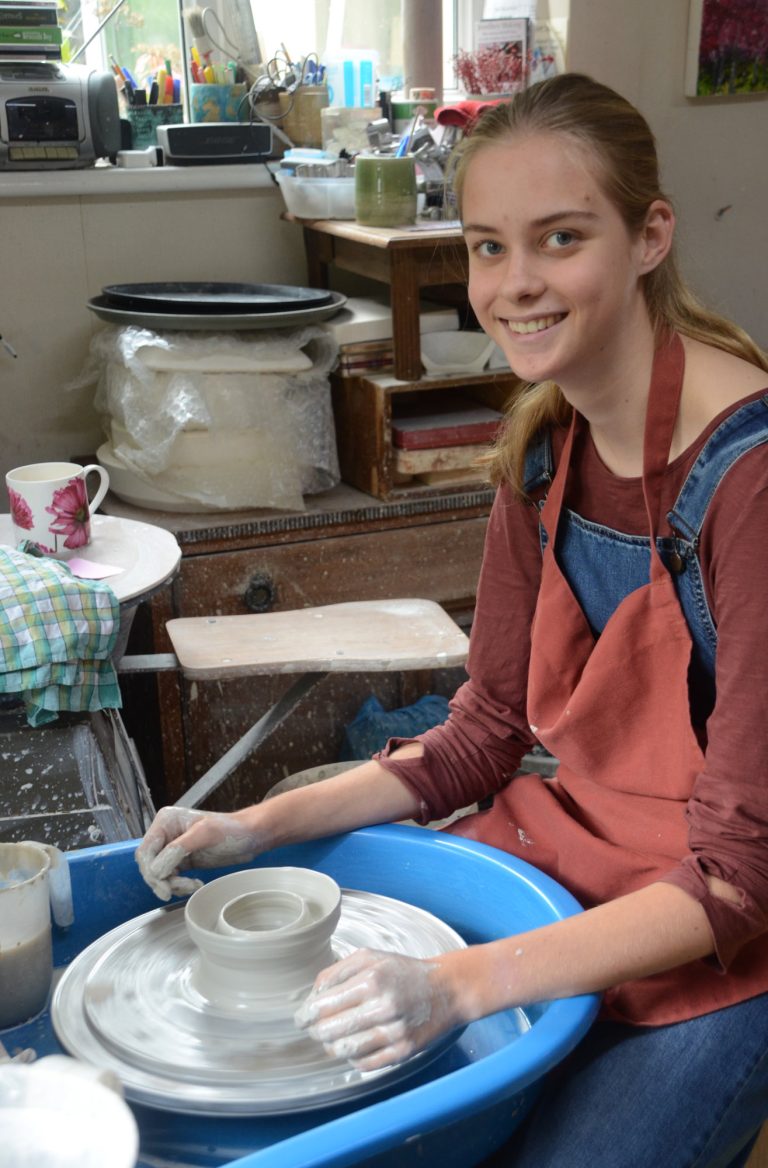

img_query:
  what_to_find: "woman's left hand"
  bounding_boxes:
[294,948,461,1071]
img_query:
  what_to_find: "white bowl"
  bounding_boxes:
[421,331,495,375]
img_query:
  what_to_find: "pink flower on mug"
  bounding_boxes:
[45,476,90,548]
[8,487,34,530]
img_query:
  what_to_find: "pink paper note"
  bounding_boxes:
[68,557,124,580]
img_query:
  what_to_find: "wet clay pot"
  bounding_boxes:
[184,867,341,1014]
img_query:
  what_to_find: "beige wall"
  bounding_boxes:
[0,180,306,473]
[567,0,767,347]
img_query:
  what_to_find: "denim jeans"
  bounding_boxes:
[483,992,768,1168]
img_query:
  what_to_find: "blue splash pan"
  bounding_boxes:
[6,825,599,1168]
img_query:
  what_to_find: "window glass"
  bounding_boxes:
[60,0,463,107]
[62,0,182,102]
[246,1,405,92]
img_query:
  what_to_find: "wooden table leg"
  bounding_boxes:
[302,226,333,289]
[390,250,423,381]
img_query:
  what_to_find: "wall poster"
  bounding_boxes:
[685,0,768,96]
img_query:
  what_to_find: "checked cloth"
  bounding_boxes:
[0,546,122,726]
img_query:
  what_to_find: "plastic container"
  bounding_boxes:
[274,171,356,219]
[6,828,599,1167]
[125,103,183,148]
[325,51,378,108]
[190,83,248,123]
[1,1056,139,1168]
[278,85,329,148]
[321,106,374,154]
[0,841,73,1029]
[391,97,438,134]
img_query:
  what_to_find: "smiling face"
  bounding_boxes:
[462,131,661,397]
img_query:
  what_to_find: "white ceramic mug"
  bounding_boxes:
[6,461,110,556]
[0,841,74,1030]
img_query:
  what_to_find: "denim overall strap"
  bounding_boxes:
[523,430,555,494]
[525,396,768,680]
[664,394,768,677]
[524,429,556,559]
[667,395,768,541]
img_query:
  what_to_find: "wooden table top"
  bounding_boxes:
[286,215,464,249]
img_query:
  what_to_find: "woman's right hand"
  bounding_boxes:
[135,806,266,901]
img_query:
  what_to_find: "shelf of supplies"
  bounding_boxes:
[331,367,521,501]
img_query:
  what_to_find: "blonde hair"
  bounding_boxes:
[449,74,768,494]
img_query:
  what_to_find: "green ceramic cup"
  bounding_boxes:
[354,155,417,228]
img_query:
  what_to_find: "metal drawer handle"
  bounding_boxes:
[244,572,277,613]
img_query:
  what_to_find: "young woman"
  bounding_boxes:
[136,75,768,1167]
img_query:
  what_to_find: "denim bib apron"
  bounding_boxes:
[524,386,768,693]
[449,335,768,1024]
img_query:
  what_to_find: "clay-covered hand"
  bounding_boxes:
[294,948,460,1071]
[135,806,265,901]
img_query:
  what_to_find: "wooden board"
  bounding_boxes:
[167,598,469,680]
[394,443,489,476]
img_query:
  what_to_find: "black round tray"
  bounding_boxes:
[101,282,335,315]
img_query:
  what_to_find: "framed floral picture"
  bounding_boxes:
[685,0,768,96]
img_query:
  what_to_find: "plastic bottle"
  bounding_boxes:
[325,50,379,108]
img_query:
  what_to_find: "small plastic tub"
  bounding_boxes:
[275,172,356,219]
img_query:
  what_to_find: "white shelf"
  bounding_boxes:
[0,160,277,199]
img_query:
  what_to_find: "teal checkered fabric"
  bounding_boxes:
[0,547,122,726]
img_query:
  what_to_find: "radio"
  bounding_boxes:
[0,59,120,169]
[155,121,272,166]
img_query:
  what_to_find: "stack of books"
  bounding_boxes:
[0,1,62,61]
[391,393,502,487]
[337,338,395,377]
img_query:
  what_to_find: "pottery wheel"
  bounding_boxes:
[52,889,465,1115]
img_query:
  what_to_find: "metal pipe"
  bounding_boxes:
[402,0,444,104]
